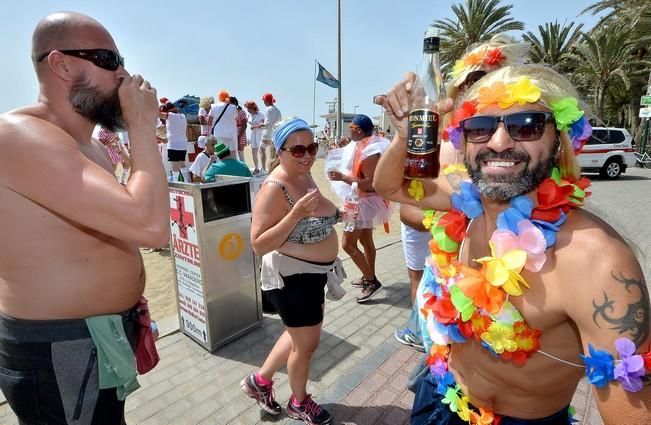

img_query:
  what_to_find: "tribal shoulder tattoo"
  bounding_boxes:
[592,271,650,348]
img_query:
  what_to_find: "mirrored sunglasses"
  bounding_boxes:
[37,49,124,71]
[461,111,554,144]
[281,142,319,158]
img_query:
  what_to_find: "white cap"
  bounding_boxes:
[351,181,358,191]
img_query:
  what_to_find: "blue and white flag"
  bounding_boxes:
[316,62,340,89]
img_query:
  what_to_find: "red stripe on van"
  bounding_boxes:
[579,148,634,154]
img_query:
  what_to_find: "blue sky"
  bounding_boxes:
[1,0,604,128]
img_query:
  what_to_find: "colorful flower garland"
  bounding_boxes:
[442,77,593,153]
[420,169,590,360]
[414,169,650,423]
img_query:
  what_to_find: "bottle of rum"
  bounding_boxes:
[405,27,446,179]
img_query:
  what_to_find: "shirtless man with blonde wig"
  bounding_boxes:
[374,64,650,424]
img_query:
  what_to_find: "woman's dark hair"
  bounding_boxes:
[230,96,242,110]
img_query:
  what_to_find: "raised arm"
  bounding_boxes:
[0,75,169,247]
[327,153,379,193]
[562,217,650,424]
[372,72,455,212]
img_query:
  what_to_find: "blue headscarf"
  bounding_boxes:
[272,118,312,152]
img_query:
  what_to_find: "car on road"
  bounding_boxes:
[576,127,636,179]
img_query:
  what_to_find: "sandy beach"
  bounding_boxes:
[142,147,403,323]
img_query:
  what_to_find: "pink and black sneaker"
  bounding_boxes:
[240,373,281,415]
[286,394,332,425]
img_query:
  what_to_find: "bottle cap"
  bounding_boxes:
[351,181,358,191]
[423,26,440,52]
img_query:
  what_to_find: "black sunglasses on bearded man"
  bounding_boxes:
[37,48,124,71]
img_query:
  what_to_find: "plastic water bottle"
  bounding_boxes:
[342,182,359,232]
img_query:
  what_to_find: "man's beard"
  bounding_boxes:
[464,141,559,201]
[69,74,125,132]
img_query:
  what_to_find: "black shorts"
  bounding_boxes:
[265,272,327,327]
[0,310,139,425]
[167,149,187,161]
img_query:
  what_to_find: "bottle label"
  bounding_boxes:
[407,109,439,154]
[343,201,359,213]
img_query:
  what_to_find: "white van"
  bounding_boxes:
[576,127,636,179]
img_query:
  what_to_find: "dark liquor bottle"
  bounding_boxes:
[405,27,446,179]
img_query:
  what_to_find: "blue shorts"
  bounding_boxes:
[411,372,572,425]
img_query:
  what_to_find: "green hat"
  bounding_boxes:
[215,143,231,159]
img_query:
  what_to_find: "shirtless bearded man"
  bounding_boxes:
[374,64,650,424]
[0,12,168,424]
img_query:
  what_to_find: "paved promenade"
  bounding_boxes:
[0,234,604,425]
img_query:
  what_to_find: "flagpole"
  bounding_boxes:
[312,58,317,127]
[336,0,342,140]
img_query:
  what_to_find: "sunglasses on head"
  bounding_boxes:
[461,70,487,89]
[37,49,124,71]
[280,142,319,158]
[461,111,555,144]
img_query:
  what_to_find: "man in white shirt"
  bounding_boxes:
[159,102,187,174]
[209,90,237,155]
[260,92,281,173]
[189,135,217,182]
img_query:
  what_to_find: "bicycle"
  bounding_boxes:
[634,150,651,169]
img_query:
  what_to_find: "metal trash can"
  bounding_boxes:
[168,176,262,351]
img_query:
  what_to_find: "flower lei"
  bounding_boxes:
[451,47,507,79]
[418,169,583,423]
[414,169,650,423]
[442,77,593,153]
[421,169,591,360]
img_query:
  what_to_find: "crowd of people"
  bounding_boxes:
[0,11,648,425]
[156,90,282,181]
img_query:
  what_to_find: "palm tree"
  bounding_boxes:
[568,25,639,120]
[523,21,584,69]
[582,0,650,30]
[432,0,524,67]
[582,0,651,134]
[604,80,633,127]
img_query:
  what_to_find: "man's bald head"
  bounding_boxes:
[31,12,115,67]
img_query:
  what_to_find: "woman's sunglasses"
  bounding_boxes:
[280,142,319,158]
[37,49,125,71]
[461,111,554,144]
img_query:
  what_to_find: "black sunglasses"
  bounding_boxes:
[37,49,124,71]
[461,111,554,144]
[280,142,319,158]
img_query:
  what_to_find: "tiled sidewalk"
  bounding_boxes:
[331,345,418,425]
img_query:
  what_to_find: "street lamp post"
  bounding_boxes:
[336,0,342,140]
